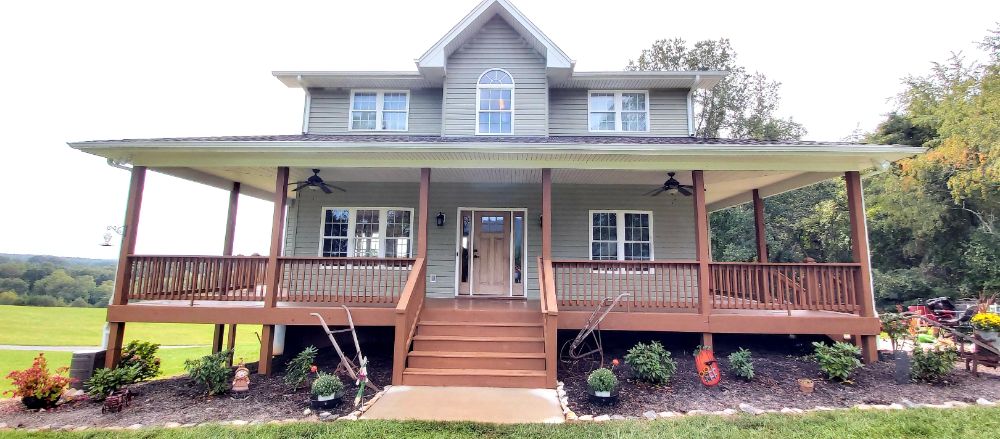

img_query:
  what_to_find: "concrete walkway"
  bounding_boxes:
[0,344,205,352]
[360,386,564,424]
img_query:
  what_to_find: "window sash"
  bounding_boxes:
[588,210,653,261]
[476,70,514,135]
[320,207,414,258]
[588,91,650,133]
[349,91,409,131]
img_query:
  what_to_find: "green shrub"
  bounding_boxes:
[22,295,63,307]
[0,291,18,305]
[727,348,755,381]
[184,350,232,395]
[284,346,318,390]
[880,313,910,351]
[811,341,862,382]
[624,341,676,384]
[84,366,138,400]
[310,372,344,397]
[911,346,958,383]
[120,340,162,381]
[587,368,618,392]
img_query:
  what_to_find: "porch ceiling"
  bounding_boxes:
[152,166,839,211]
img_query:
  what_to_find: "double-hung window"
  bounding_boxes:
[588,91,650,132]
[589,210,653,261]
[476,69,514,134]
[349,90,409,131]
[320,207,413,258]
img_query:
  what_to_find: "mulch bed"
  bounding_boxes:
[558,332,1000,416]
[0,345,392,429]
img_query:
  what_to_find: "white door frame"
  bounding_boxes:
[453,207,529,297]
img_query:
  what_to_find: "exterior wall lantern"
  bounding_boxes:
[436,212,446,227]
[101,225,126,247]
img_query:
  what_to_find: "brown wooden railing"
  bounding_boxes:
[125,255,268,302]
[277,257,415,304]
[709,262,861,313]
[392,257,426,384]
[538,258,559,387]
[550,259,700,309]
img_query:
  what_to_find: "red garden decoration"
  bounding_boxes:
[4,353,73,409]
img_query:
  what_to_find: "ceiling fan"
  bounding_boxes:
[644,172,694,197]
[290,169,346,194]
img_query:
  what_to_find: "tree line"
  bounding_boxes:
[0,254,116,307]
[629,28,999,309]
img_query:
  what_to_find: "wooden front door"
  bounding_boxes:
[473,211,511,295]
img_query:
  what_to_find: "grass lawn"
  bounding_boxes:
[1,407,998,438]
[0,306,260,395]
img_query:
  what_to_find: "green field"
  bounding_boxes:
[0,306,260,394]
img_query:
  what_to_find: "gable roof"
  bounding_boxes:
[416,0,574,80]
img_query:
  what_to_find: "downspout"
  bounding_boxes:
[300,75,311,135]
[687,74,700,137]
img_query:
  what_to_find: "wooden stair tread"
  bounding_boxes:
[412,335,543,342]
[418,321,542,327]
[408,350,546,359]
[403,368,546,377]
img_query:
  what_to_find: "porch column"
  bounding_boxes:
[845,171,878,364]
[259,167,289,375]
[213,182,240,355]
[692,171,713,346]
[752,189,768,263]
[106,166,146,368]
[416,169,430,258]
[541,168,552,259]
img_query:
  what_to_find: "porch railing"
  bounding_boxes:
[124,255,268,302]
[277,257,415,303]
[550,259,700,309]
[709,262,861,313]
[393,257,426,384]
[538,258,559,387]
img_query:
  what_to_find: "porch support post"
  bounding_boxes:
[752,189,768,263]
[845,171,878,364]
[416,169,430,259]
[692,171,713,348]
[106,166,146,368]
[259,167,289,375]
[225,323,238,367]
[214,182,240,355]
[541,168,552,260]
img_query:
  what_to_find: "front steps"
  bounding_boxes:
[401,306,548,388]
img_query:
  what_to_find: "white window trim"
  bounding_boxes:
[347,90,410,132]
[318,207,415,258]
[587,210,655,261]
[587,90,651,133]
[475,69,515,136]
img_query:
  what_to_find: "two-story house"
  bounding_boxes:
[71,0,922,388]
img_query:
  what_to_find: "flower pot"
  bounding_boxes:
[797,378,814,394]
[594,390,611,397]
[310,391,344,410]
[586,388,618,404]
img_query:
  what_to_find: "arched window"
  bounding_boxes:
[476,69,514,134]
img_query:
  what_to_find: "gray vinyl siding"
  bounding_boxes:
[286,182,696,299]
[442,16,548,136]
[548,89,689,137]
[306,88,442,135]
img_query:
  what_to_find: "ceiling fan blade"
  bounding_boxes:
[642,187,664,196]
[318,183,333,194]
[326,183,348,192]
[291,182,309,192]
[677,186,693,196]
[646,188,666,197]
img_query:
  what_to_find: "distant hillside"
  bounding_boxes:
[0,253,116,267]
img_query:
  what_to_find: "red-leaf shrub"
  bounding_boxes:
[4,353,73,407]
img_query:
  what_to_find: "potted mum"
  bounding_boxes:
[310,372,345,410]
[587,367,618,400]
[4,353,72,410]
[971,312,1000,351]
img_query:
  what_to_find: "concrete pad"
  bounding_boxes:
[360,386,564,424]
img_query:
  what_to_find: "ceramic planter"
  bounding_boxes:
[797,378,814,394]
[586,388,618,404]
[310,390,344,410]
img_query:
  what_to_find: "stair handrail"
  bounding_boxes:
[392,257,426,385]
[538,257,558,387]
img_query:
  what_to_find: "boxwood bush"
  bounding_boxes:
[587,368,618,393]
[624,341,676,384]
[811,341,862,382]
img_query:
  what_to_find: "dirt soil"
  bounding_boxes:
[0,344,392,429]
[558,332,1000,416]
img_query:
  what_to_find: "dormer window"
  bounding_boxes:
[588,91,650,133]
[349,90,409,131]
[477,69,514,135]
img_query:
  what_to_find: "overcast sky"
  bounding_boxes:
[1,0,996,260]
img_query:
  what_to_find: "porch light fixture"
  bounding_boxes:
[539,215,543,228]
[436,212,446,227]
[101,225,125,247]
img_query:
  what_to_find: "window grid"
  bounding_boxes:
[349,90,409,131]
[588,91,650,133]
[319,207,414,258]
[476,69,514,135]
[589,210,654,261]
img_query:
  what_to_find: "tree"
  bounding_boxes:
[0,278,29,295]
[627,38,805,140]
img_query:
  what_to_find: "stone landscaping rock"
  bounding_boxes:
[779,407,804,414]
[181,423,198,428]
[230,420,248,426]
[610,415,625,421]
[943,401,968,407]
[901,399,923,409]
[303,409,312,416]
[164,422,181,428]
[127,424,143,430]
[267,420,281,425]
[0,423,8,429]
[887,403,905,410]
[565,412,578,421]
[976,398,996,406]
[739,403,764,415]
[594,414,610,422]
[686,410,709,416]
[658,411,678,418]
[73,426,89,432]
[718,409,737,416]
[643,410,658,420]
[319,412,332,418]
[337,414,358,421]
[578,415,593,421]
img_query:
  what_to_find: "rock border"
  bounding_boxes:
[557,381,999,422]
